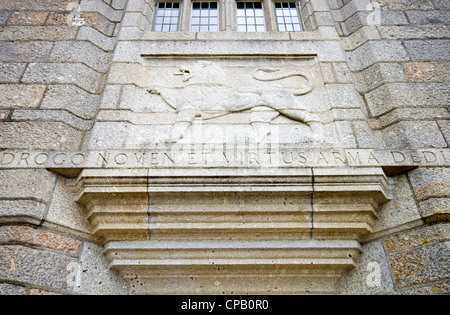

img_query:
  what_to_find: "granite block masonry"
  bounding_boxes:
[0,0,448,295]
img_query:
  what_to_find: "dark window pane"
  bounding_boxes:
[191,2,219,32]
[154,2,180,32]
[274,2,302,32]
[236,2,265,32]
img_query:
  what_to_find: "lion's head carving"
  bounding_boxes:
[176,61,228,86]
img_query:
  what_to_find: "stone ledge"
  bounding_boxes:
[75,167,390,294]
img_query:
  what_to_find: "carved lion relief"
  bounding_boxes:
[147,61,328,143]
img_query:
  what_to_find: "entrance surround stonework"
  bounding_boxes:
[0,0,449,295]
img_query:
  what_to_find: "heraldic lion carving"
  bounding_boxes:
[148,61,324,143]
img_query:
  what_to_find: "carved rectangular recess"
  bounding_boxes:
[109,54,337,148]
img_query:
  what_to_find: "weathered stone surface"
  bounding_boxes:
[365,83,450,117]
[336,241,396,295]
[74,242,130,295]
[378,25,450,39]
[408,167,450,201]
[87,122,130,149]
[0,11,10,25]
[401,281,450,295]
[29,288,60,295]
[403,61,450,82]
[404,40,450,62]
[0,200,48,225]
[346,41,409,71]
[0,0,74,11]
[0,245,76,291]
[389,242,450,289]
[376,0,435,10]
[0,226,82,256]
[0,169,56,202]
[46,177,91,236]
[406,10,450,25]
[325,84,364,108]
[7,11,49,25]
[0,121,83,151]
[12,109,94,131]
[382,121,448,149]
[0,110,9,121]
[0,26,78,41]
[76,27,117,51]
[0,0,448,296]
[353,62,408,93]
[374,175,421,234]
[433,0,450,9]
[438,120,450,144]
[49,41,112,73]
[0,42,53,63]
[372,108,450,130]
[419,198,450,219]
[0,283,27,295]
[0,63,27,83]
[99,85,121,109]
[0,84,46,109]
[40,85,100,119]
[22,63,102,94]
[384,224,450,254]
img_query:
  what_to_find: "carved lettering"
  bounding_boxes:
[34,153,49,165]
[114,153,128,165]
[53,153,67,165]
[0,149,449,170]
[441,150,448,162]
[98,152,110,165]
[298,152,307,164]
[332,151,346,164]
[347,151,362,164]
[409,151,422,163]
[368,151,380,164]
[391,151,406,163]
[282,151,294,164]
[151,152,159,165]
[19,152,30,166]
[71,153,86,166]
[223,152,233,164]
[317,152,329,164]
[0,152,14,165]
[134,153,146,165]
[163,152,175,164]
[249,152,260,165]
[188,152,197,165]
[423,151,437,163]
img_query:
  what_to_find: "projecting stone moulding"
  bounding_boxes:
[75,167,390,294]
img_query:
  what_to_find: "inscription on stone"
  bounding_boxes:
[1,148,449,170]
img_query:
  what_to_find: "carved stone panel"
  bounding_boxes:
[91,55,339,151]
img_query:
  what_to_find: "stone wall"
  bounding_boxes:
[330,0,450,294]
[0,0,448,295]
[0,0,130,295]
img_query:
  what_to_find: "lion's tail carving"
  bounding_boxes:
[252,68,313,96]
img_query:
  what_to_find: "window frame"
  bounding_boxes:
[152,0,183,32]
[272,1,304,32]
[236,1,266,32]
[190,1,220,32]
[152,0,305,32]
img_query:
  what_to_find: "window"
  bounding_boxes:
[274,2,303,32]
[154,2,180,32]
[152,0,304,32]
[191,2,219,32]
[236,2,265,32]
